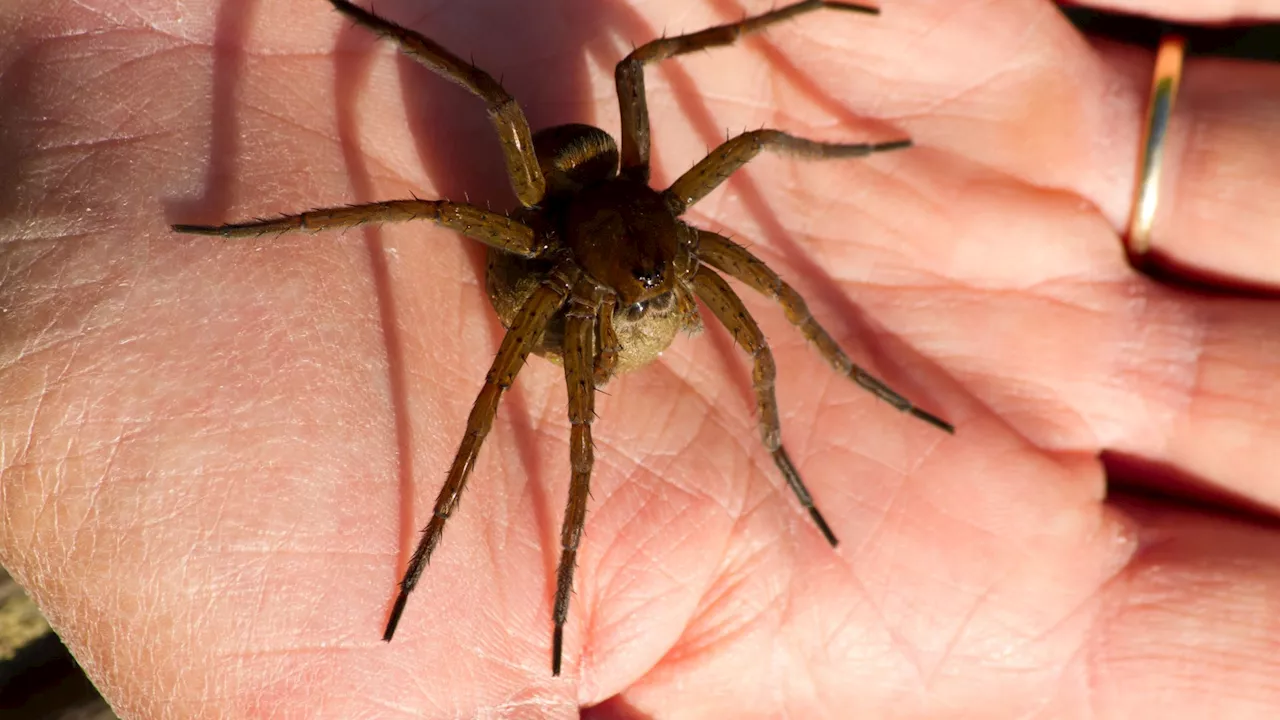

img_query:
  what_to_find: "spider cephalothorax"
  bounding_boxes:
[174,0,952,676]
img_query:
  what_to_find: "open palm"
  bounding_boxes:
[2,0,1278,717]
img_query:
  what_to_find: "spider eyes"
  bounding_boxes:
[631,260,666,289]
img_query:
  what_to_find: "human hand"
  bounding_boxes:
[1,0,1278,717]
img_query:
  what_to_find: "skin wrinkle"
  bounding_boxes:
[919,487,1010,553]
[682,396,806,524]
[858,503,937,685]
[869,409,950,477]
[42,138,129,212]
[813,164,903,232]
[956,286,1153,450]
[361,694,444,720]
[601,470,714,557]
[72,37,192,92]
[912,59,1042,127]
[818,394,947,473]
[587,517,702,672]
[1033,642,1095,720]
[671,550,784,667]
[770,559,810,684]
[1089,530,1280,711]
[849,461,912,557]
[989,571,1102,661]
[727,474,795,546]
[64,425,127,562]
[618,521,701,592]
[239,102,351,149]
[920,574,1009,687]
[1121,290,1205,440]
[894,144,1087,242]
[816,171,942,272]
[588,443,733,582]
[807,558,910,692]
[1002,283,1120,442]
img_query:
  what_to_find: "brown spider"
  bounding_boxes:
[174,0,953,676]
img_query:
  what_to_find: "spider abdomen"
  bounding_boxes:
[532,123,620,198]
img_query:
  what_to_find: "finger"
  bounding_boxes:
[1089,34,1280,289]
[1064,0,1280,22]
[1082,494,1280,717]
[814,3,1280,289]
[1131,294,1280,513]
[830,144,1280,514]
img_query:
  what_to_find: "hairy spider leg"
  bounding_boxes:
[173,200,545,257]
[695,230,953,432]
[552,279,604,676]
[690,266,839,545]
[665,130,910,214]
[615,0,880,181]
[383,264,580,641]
[328,0,547,207]
[593,294,621,386]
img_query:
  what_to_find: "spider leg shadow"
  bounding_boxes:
[161,0,258,227]
[0,51,38,218]
[326,15,426,601]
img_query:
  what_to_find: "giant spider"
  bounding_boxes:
[174,0,953,676]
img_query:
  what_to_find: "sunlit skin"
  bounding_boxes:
[1,0,1279,718]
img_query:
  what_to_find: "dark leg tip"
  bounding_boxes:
[809,507,839,547]
[171,224,216,235]
[828,2,881,16]
[552,625,564,676]
[872,139,912,153]
[909,407,955,434]
[382,593,409,642]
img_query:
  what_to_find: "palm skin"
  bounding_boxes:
[2,0,1279,718]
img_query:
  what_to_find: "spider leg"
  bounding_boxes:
[173,200,546,257]
[665,130,909,215]
[383,263,579,641]
[552,280,603,676]
[592,294,620,386]
[328,0,546,207]
[690,266,838,546]
[696,229,953,432]
[615,0,879,180]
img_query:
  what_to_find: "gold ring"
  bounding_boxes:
[1125,34,1186,260]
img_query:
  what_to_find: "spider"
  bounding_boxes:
[174,0,953,676]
